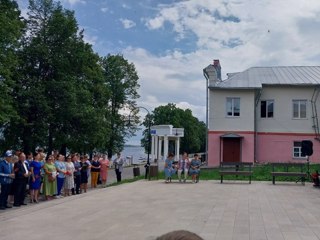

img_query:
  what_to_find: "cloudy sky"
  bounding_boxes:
[17,0,320,144]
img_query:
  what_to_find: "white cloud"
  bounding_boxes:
[83,32,98,46]
[120,0,320,122]
[62,0,86,5]
[176,102,206,122]
[120,18,136,29]
[101,7,108,13]
[143,0,320,69]
[16,0,28,18]
[123,47,207,121]
[88,0,320,126]
[122,3,130,9]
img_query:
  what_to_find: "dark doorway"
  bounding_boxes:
[223,138,241,163]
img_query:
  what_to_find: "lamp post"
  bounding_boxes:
[128,106,151,179]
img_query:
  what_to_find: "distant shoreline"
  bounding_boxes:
[124,145,141,147]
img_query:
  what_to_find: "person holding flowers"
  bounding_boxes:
[64,155,75,196]
[43,155,57,200]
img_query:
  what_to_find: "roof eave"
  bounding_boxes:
[208,86,260,90]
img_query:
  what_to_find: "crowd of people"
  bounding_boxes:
[0,149,125,210]
[0,147,203,210]
[163,152,201,183]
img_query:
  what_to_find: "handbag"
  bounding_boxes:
[48,172,56,182]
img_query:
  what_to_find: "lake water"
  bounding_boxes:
[121,145,147,164]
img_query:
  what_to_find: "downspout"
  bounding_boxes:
[311,86,320,141]
[203,70,209,166]
[254,89,262,164]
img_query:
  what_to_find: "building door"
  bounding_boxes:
[223,138,241,162]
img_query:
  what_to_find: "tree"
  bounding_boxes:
[2,0,109,154]
[100,54,140,158]
[0,0,25,127]
[0,0,141,156]
[141,103,206,154]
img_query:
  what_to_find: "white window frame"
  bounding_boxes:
[261,100,274,118]
[292,100,307,119]
[226,97,240,117]
[293,141,307,159]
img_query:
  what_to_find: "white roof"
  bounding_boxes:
[150,125,184,137]
[212,66,320,89]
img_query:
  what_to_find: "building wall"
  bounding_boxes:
[256,132,319,163]
[208,131,255,167]
[257,86,316,133]
[207,86,320,166]
[209,89,255,131]
[256,86,320,163]
[208,89,256,166]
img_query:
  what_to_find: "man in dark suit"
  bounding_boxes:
[13,153,30,207]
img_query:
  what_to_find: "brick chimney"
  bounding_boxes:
[203,59,222,87]
[213,59,221,81]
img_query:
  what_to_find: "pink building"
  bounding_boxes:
[203,61,320,167]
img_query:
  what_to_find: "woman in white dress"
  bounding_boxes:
[64,155,75,196]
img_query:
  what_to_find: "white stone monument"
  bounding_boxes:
[150,125,184,161]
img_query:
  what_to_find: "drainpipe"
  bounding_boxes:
[203,71,209,166]
[311,87,320,141]
[254,89,262,164]
[203,60,222,166]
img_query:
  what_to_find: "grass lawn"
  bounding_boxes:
[152,163,320,182]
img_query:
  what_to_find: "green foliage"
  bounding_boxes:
[0,0,25,126]
[100,54,140,157]
[0,0,141,155]
[0,0,109,153]
[141,103,206,154]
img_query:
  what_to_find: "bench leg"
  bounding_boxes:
[249,176,251,184]
[302,177,305,185]
[220,175,223,183]
[272,176,275,185]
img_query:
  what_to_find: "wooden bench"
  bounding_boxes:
[219,162,253,184]
[271,163,307,185]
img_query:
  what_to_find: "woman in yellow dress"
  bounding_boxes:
[43,155,57,200]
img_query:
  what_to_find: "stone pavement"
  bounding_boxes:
[107,164,148,184]
[108,162,164,184]
[1,180,320,240]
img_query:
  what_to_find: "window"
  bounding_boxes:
[226,98,240,117]
[293,141,306,158]
[261,100,274,118]
[293,100,307,119]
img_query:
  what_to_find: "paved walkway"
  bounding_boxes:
[1,180,320,240]
[107,162,164,184]
[107,164,148,183]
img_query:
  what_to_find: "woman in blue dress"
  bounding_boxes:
[164,153,175,183]
[189,153,201,183]
[29,152,42,203]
